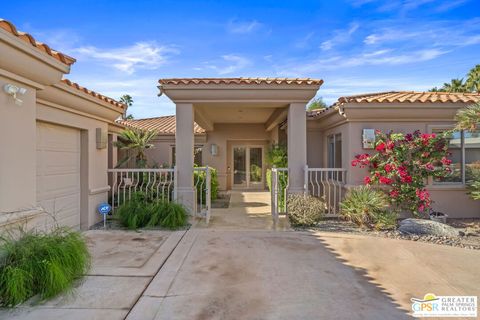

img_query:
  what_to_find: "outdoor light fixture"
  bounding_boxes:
[210,143,218,156]
[3,84,27,106]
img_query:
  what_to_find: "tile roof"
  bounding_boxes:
[158,77,323,86]
[117,115,206,134]
[61,79,126,109]
[0,19,76,66]
[335,91,480,105]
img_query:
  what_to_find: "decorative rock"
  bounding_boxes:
[398,218,460,237]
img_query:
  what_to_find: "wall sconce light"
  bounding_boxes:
[210,143,218,156]
[4,84,27,106]
[362,129,376,149]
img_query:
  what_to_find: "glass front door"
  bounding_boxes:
[233,146,264,189]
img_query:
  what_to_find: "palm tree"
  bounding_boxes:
[119,94,134,119]
[114,128,158,168]
[442,78,467,92]
[466,64,480,93]
[455,102,480,131]
[307,97,327,111]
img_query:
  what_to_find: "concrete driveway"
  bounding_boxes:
[2,192,479,319]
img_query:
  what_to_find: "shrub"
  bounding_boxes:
[286,194,324,227]
[351,130,451,216]
[0,228,90,307]
[116,192,188,230]
[340,186,397,230]
[194,167,219,202]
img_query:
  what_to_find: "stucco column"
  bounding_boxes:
[287,103,307,194]
[175,103,195,213]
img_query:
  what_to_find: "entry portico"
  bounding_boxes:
[158,78,323,212]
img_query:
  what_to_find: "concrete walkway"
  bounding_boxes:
[3,191,480,319]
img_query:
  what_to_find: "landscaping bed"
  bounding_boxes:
[311,218,480,250]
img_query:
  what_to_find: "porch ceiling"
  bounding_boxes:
[195,103,286,124]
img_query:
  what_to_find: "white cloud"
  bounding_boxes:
[74,42,178,74]
[202,54,251,75]
[320,22,359,51]
[277,48,448,76]
[227,19,261,34]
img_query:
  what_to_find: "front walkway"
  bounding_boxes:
[196,191,289,230]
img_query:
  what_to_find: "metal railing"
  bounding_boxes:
[107,168,176,213]
[271,168,289,223]
[305,166,347,217]
[193,166,212,224]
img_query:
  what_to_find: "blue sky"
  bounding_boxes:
[3,0,480,118]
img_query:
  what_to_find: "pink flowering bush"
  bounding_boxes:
[351,130,452,217]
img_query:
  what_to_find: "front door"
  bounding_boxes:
[232,146,264,189]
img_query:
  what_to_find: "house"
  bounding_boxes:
[120,84,480,218]
[0,19,125,231]
[1,18,479,235]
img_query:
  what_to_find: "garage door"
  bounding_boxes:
[36,122,81,228]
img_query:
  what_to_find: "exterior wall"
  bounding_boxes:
[307,128,323,167]
[0,75,38,212]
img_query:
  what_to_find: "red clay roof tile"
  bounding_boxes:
[61,79,126,109]
[158,77,323,86]
[117,115,205,134]
[0,19,76,66]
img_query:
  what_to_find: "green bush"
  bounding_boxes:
[194,167,218,203]
[340,186,397,230]
[116,192,188,230]
[287,194,324,227]
[0,228,90,307]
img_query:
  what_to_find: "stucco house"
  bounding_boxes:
[1,18,479,234]
[119,81,480,218]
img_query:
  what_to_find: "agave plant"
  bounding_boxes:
[114,128,158,168]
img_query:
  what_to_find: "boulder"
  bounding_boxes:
[398,218,459,237]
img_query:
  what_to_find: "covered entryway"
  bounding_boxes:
[36,122,81,228]
[158,77,323,214]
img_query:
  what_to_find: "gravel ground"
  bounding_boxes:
[313,218,480,250]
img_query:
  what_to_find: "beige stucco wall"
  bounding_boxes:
[0,75,38,213]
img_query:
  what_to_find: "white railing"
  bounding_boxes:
[193,166,212,224]
[305,166,347,217]
[271,168,289,223]
[107,168,176,213]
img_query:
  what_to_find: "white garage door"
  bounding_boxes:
[36,122,81,229]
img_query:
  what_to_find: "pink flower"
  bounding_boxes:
[384,163,394,173]
[389,190,399,198]
[379,176,392,185]
[387,141,395,150]
[364,176,372,185]
[401,175,412,183]
[441,157,452,165]
[376,142,386,152]
[425,163,434,171]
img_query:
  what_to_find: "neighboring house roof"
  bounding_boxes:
[0,19,76,66]
[158,77,323,86]
[117,115,206,135]
[61,79,126,109]
[335,91,480,105]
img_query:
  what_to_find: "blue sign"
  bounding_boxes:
[97,203,111,215]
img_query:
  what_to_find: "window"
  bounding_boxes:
[433,129,480,184]
[327,133,342,168]
[170,145,203,166]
